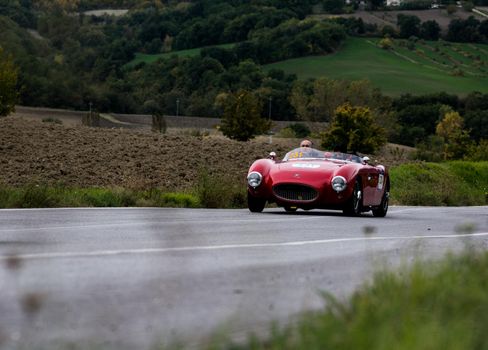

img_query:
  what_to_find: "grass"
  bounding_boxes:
[390,161,488,206]
[264,37,488,96]
[0,185,200,208]
[0,169,246,209]
[216,249,488,350]
[1,161,486,208]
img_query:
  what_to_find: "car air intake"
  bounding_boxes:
[273,184,318,201]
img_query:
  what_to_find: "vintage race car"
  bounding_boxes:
[247,147,390,217]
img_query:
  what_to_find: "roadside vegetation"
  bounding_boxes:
[0,171,246,209]
[209,248,488,350]
[1,160,486,209]
[390,161,488,206]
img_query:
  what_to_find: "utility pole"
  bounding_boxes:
[176,98,180,117]
[268,96,272,121]
[268,96,273,144]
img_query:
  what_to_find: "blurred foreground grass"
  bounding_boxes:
[215,248,488,350]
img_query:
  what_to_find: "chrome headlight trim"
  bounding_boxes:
[247,171,263,188]
[331,176,347,192]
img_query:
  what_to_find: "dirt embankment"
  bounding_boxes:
[0,116,293,190]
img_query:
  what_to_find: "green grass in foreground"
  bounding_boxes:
[390,161,488,206]
[264,37,488,96]
[218,248,488,350]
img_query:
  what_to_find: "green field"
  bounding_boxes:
[265,37,488,96]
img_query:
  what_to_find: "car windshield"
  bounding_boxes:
[282,148,363,164]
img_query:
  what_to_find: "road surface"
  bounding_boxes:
[0,206,487,349]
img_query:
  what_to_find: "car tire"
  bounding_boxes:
[372,181,389,218]
[248,192,266,213]
[343,178,362,216]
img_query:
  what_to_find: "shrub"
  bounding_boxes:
[195,169,246,208]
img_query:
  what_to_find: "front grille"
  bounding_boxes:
[273,184,318,202]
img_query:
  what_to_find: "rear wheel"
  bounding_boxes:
[343,178,362,216]
[248,192,266,213]
[372,181,389,217]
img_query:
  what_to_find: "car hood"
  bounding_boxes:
[270,160,342,184]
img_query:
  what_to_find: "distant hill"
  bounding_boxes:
[125,36,488,96]
[264,37,488,96]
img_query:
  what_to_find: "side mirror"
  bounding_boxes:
[362,156,370,164]
[268,152,277,161]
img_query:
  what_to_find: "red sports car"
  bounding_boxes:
[247,147,390,217]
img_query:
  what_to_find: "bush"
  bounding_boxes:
[195,169,246,208]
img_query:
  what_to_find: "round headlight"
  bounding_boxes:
[247,171,263,188]
[331,176,347,192]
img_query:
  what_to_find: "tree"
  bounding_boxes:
[436,111,472,159]
[397,14,420,38]
[321,103,387,154]
[143,99,166,133]
[220,90,270,141]
[322,0,346,13]
[420,20,441,40]
[0,48,19,116]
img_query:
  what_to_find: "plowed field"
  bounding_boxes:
[0,116,294,190]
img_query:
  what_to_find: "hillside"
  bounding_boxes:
[265,37,488,96]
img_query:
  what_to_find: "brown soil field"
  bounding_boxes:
[0,116,297,191]
[0,115,410,191]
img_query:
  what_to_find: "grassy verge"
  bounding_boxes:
[390,161,488,206]
[1,161,486,208]
[0,185,200,208]
[0,170,246,209]
[218,248,488,350]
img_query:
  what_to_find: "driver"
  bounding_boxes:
[299,139,313,148]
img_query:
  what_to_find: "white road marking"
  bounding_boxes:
[1,232,487,261]
[0,216,320,233]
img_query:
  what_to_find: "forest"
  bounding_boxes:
[1,0,487,157]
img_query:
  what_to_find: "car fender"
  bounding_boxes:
[248,159,274,197]
[332,164,361,197]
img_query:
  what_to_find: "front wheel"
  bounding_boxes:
[343,178,362,216]
[248,192,266,213]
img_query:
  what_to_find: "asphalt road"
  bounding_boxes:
[0,206,487,349]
